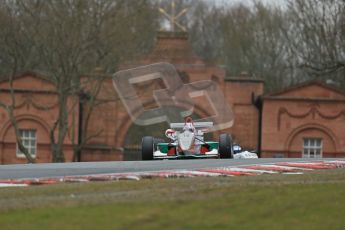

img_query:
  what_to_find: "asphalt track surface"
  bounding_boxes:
[0,158,341,180]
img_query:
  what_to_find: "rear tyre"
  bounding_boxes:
[142,136,154,160]
[219,134,233,159]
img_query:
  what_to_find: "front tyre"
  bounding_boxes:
[142,136,154,160]
[219,134,233,159]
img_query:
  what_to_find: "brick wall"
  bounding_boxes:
[83,32,264,160]
[261,81,345,158]
[0,73,77,164]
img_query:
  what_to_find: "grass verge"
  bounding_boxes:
[0,169,345,230]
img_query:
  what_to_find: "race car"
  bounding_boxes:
[141,117,234,160]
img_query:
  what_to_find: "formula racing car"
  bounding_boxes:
[141,117,234,160]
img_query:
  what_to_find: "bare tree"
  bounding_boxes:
[284,0,345,88]
[215,3,293,92]
[0,0,158,162]
[188,1,224,62]
[0,1,37,163]
[189,0,345,92]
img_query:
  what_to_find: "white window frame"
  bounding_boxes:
[302,138,323,158]
[16,129,37,158]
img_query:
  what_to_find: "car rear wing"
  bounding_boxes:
[170,122,213,129]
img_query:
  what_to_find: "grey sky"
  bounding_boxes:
[213,0,287,8]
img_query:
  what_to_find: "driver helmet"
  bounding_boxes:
[183,117,195,132]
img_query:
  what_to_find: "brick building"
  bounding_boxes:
[0,73,77,164]
[261,80,345,158]
[1,32,345,164]
[84,31,263,160]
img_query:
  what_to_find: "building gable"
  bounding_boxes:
[267,81,345,100]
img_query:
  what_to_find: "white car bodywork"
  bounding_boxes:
[153,121,219,159]
[153,148,219,159]
[234,151,259,159]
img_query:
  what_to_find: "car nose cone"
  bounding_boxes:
[178,130,195,151]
